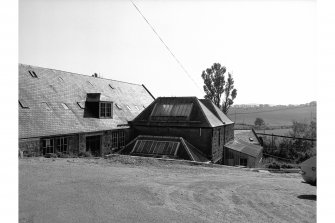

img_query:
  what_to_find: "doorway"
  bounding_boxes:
[86,135,101,156]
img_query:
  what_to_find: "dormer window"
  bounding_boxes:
[100,102,112,118]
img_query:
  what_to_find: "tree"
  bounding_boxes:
[254,117,265,127]
[201,63,237,114]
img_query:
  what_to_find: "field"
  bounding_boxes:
[228,105,316,127]
[19,156,316,223]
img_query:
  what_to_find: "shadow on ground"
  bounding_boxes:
[297,195,316,201]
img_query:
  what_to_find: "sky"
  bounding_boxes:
[19,0,316,105]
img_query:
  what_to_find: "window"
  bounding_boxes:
[100,102,112,118]
[56,137,68,153]
[42,139,54,155]
[132,140,179,156]
[134,106,140,111]
[111,131,125,149]
[19,100,29,109]
[109,84,115,89]
[112,131,118,149]
[42,102,51,110]
[218,129,221,146]
[28,70,38,78]
[119,131,125,147]
[77,102,85,109]
[126,105,131,110]
[61,103,69,110]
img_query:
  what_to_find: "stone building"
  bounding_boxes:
[18,64,155,156]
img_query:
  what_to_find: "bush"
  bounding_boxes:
[266,162,281,169]
[78,151,92,157]
[280,163,294,169]
[45,153,57,158]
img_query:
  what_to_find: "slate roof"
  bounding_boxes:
[131,97,233,128]
[234,129,262,145]
[199,99,234,125]
[225,139,263,158]
[19,64,155,138]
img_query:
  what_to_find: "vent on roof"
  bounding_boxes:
[28,70,38,78]
[58,76,64,82]
[77,102,85,109]
[109,84,115,89]
[42,102,51,110]
[126,105,132,110]
[61,103,69,110]
[115,103,122,109]
[135,106,140,111]
[19,100,29,109]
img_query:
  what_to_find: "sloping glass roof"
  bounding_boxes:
[151,103,193,117]
[132,140,179,156]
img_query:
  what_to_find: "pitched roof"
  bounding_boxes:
[234,129,262,146]
[19,64,155,138]
[131,97,233,128]
[225,139,263,158]
[199,99,234,124]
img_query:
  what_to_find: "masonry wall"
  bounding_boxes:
[132,125,213,159]
[19,138,40,156]
[211,126,226,163]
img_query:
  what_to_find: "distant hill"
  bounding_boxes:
[227,102,316,127]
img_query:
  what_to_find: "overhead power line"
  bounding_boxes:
[129,0,202,93]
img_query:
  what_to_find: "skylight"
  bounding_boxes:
[61,103,69,110]
[126,105,132,110]
[19,100,29,109]
[135,106,140,111]
[109,84,115,89]
[77,102,85,109]
[28,70,38,78]
[87,81,94,87]
[151,103,193,117]
[58,76,64,82]
[115,103,122,109]
[42,102,51,110]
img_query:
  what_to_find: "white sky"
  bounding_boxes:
[19,0,316,105]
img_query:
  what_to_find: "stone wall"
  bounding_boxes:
[19,138,40,156]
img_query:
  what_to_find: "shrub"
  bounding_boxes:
[280,163,294,169]
[45,153,57,158]
[266,162,281,169]
[78,151,92,157]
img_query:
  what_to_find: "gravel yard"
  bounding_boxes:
[19,157,316,223]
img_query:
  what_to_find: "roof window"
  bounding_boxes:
[151,103,193,120]
[134,106,140,111]
[77,102,85,109]
[109,84,115,89]
[28,70,38,78]
[58,76,64,82]
[87,81,94,87]
[19,100,29,109]
[61,103,69,110]
[42,102,51,110]
[126,105,132,110]
[115,103,122,109]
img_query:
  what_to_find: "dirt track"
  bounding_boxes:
[19,157,316,223]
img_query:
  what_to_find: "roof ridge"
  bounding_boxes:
[19,63,143,86]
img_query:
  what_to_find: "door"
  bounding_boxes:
[86,135,101,157]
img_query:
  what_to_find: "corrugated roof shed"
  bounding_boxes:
[225,139,263,158]
[19,64,155,138]
[234,129,261,145]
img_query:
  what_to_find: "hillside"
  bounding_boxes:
[228,104,316,127]
[19,157,316,223]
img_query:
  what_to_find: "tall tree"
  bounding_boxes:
[201,63,237,114]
